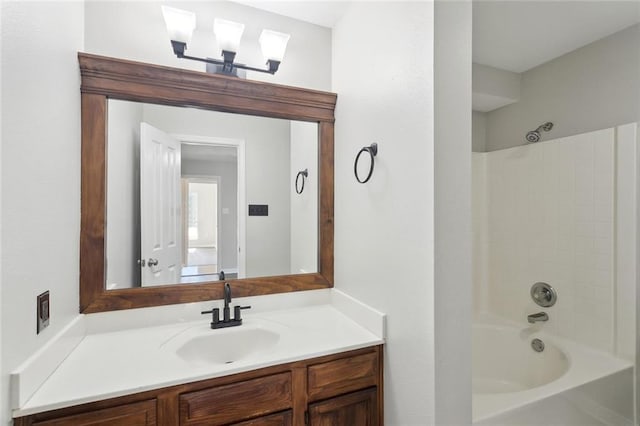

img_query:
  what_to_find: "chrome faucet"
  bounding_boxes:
[527,312,549,323]
[201,283,251,329]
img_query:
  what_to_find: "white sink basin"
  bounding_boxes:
[173,325,280,365]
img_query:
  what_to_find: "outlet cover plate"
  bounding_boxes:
[37,291,50,334]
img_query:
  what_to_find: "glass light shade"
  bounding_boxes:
[213,18,245,53]
[161,6,196,44]
[259,29,290,62]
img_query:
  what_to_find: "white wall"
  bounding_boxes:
[485,24,640,151]
[615,123,638,361]
[472,63,520,112]
[332,2,437,424]
[473,111,488,152]
[106,100,142,289]
[1,1,84,423]
[142,104,292,278]
[434,2,472,424]
[290,122,318,274]
[84,1,331,91]
[0,3,4,420]
[475,128,630,354]
[472,154,489,317]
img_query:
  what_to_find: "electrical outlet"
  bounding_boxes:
[37,291,50,334]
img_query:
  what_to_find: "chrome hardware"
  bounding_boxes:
[137,259,146,267]
[531,282,557,307]
[147,258,159,267]
[531,338,545,352]
[527,312,549,323]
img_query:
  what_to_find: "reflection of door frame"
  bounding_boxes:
[181,176,221,269]
[174,134,246,278]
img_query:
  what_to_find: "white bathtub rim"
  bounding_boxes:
[473,314,633,423]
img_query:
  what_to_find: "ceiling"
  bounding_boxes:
[237,1,639,73]
[473,1,640,72]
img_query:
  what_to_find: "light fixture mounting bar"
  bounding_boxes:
[169,41,280,75]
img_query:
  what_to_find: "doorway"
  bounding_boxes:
[181,177,220,278]
[176,135,246,282]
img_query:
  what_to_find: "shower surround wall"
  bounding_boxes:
[473,127,633,355]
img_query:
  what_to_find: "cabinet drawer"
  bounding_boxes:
[232,410,292,426]
[179,372,292,425]
[307,352,378,401]
[32,399,156,426]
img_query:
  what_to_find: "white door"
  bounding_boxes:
[140,123,182,286]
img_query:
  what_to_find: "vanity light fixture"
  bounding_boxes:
[161,6,290,76]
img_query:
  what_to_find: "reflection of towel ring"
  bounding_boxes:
[295,169,308,194]
[354,143,378,184]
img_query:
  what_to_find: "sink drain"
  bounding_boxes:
[531,338,545,352]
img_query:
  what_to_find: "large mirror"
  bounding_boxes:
[79,53,336,312]
[106,99,318,289]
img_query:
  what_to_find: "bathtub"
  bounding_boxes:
[473,315,633,423]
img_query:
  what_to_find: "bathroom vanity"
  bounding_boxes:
[12,292,385,426]
[14,346,382,425]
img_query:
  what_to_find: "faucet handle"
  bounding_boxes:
[201,308,220,325]
[233,305,251,321]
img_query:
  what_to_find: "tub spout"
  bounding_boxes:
[527,312,548,323]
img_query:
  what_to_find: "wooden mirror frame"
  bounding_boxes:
[79,53,336,313]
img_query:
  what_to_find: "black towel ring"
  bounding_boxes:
[295,169,308,194]
[354,143,378,184]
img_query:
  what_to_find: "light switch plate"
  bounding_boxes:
[248,204,268,216]
[37,291,50,334]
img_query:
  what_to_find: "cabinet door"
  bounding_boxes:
[31,400,156,426]
[308,388,377,426]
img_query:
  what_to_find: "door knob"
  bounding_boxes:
[147,258,159,267]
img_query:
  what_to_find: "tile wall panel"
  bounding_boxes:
[477,129,615,352]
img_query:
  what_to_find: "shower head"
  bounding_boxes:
[525,130,541,143]
[525,122,554,143]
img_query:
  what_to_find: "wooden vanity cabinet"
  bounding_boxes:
[308,388,378,426]
[14,346,383,426]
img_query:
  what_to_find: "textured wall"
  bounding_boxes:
[1,2,84,422]
[332,2,437,424]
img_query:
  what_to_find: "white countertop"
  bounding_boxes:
[13,290,385,417]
